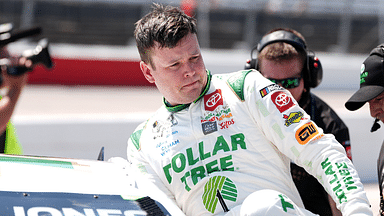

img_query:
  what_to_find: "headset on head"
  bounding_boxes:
[244,30,323,88]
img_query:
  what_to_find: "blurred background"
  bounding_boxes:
[2,0,384,52]
[1,0,383,185]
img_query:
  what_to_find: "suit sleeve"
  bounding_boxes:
[244,71,372,215]
[127,122,185,215]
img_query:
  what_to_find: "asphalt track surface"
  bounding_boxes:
[10,85,380,214]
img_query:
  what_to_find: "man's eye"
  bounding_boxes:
[191,56,199,61]
[170,62,179,67]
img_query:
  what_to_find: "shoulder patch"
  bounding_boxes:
[130,129,143,150]
[226,70,253,101]
[130,121,148,150]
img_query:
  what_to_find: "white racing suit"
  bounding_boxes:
[127,70,372,215]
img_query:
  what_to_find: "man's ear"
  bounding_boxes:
[140,61,155,83]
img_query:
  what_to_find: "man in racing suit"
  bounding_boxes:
[245,28,351,215]
[128,4,372,215]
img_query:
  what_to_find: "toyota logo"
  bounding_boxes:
[274,93,291,107]
[206,93,222,107]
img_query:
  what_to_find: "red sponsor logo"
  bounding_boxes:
[204,89,223,111]
[219,119,235,129]
[345,146,352,160]
[271,91,295,113]
[201,116,219,123]
[201,113,233,123]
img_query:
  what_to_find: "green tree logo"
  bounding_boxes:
[360,63,368,84]
[360,72,368,84]
[202,176,237,213]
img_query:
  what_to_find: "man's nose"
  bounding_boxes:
[184,63,195,77]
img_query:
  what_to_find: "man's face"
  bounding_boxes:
[140,33,207,106]
[368,91,384,123]
[259,57,305,102]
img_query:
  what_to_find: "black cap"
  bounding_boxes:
[345,44,384,111]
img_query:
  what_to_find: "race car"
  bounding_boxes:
[0,152,185,216]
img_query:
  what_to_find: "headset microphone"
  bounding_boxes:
[371,118,381,132]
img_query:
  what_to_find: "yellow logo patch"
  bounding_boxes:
[295,122,319,145]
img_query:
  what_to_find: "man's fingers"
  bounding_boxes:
[0,96,10,110]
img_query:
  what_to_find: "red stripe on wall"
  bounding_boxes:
[27,58,153,86]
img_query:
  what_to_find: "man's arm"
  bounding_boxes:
[127,129,186,215]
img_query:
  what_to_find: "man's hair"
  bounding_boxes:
[258,28,307,67]
[258,28,312,108]
[134,3,197,67]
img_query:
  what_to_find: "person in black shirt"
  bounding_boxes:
[345,43,384,216]
[245,28,351,216]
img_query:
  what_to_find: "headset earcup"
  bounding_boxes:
[244,58,257,70]
[307,54,323,88]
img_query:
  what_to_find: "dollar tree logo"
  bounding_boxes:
[202,176,237,213]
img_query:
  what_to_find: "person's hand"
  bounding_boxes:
[0,57,30,95]
[0,59,29,133]
[18,56,33,69]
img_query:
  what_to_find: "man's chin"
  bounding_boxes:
[168,95,198,106]
[182,88,203,100]
[181,96,199,104]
